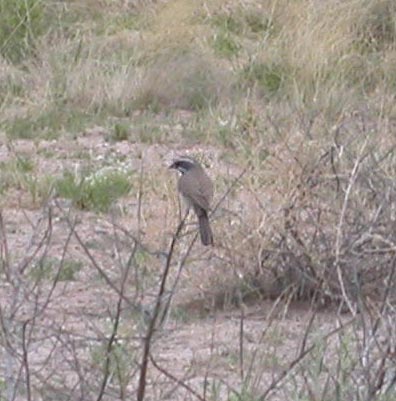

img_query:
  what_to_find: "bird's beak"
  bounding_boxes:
[169,162,176,169]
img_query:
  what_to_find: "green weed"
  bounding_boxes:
[24,174,55,205]
[110,122,130,142]
[15,155,35,173]
[30,258,83,282]
[58,259,83,281]
[212,31,240,58]
[55,167,132,213]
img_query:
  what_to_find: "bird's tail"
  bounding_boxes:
[198,212,213,246]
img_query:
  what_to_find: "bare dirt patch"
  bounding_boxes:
[0,130,340,400]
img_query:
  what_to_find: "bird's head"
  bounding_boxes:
[169,156,199,175]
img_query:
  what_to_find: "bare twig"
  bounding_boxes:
[259,317,356,400]
[334,139,368,315]
[239,303,245,381]
[136,211,189,401]
[149,353,206,401]
[21,320,32,401]
[0,212,11,281]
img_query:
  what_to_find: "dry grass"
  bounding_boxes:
[1,0,395,135]
[134,49,234,111]
[1,0,396,400]
[1,0,396,303]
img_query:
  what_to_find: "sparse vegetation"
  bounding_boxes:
[111,122,130,142]
[30,258,83,281]
[212,31,240,58]
[55,167,132,213]
[0,154,54,204]
[1,0,396,400]
[0,0,45,63]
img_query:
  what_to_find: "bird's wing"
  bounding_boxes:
[179,170,213,212]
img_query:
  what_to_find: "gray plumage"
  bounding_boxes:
[170,157,214,246]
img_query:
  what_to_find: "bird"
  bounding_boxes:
[169,156,214,246]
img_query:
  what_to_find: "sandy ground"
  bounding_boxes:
[0,131,347,400]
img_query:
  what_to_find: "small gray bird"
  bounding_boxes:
[169,156,214,246]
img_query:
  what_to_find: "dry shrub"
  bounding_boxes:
[134,50,234,111]
[252,115,396,310]
[209,106,396,312]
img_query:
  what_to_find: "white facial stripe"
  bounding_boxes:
[172,158,196,174]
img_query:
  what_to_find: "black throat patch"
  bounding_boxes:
[175,160,195,174]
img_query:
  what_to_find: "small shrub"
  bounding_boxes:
[55,167,132,213]
[111,123,130,142]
